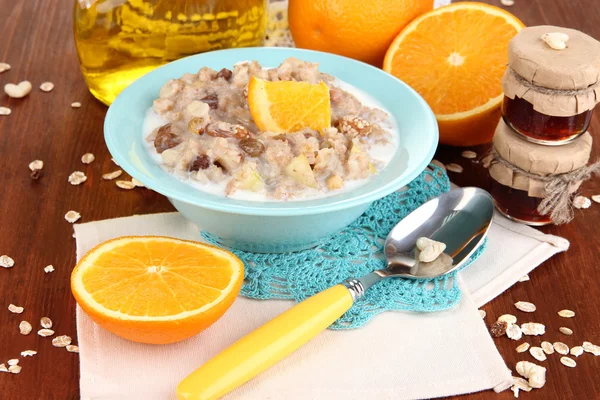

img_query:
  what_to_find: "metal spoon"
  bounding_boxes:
[177,187,495,400]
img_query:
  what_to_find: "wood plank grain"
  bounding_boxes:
[0,0,598,399]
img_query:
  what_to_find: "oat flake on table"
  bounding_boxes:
[478,309,486,318]
[0,363,7,372]
[71,102,82,108]
[570,346,584,357]
[560,356,576,368]
[582,341,600,356]
[0,107,11,116]
[559,327,573,335]
[7,359,18,366]
[19,320,32,335]
[445,163,463,173]
[498,314,517,324]
[131,178,145,187]
[8,365,21,374]
[0,255,15,268]
[44,265,55,273]
[541,341,554,354]
[573,196,591,209]
[558,309,575,318]
[41,317,52,329]
[20,350,37,357]
[116,180,136,190]
[521,322,545,336]
[592,194,600,203]
[515,301,536,312]
[518,274,530,282]
[28,160,43,171]
[516,342,530,353]
[102,170,122,180]
[68,171,87,185]
[66,344,79,353]
[506,323,522,340]
[0,62,10,73]
[65,210,81,223]
[8,304,24,314]
[52,335,72,347]
[529,347,547,362]
[461,150,477,159]
[39,82,54,92]
[81,153,95,164]
[38,328,54,337]
[553,342,569,355]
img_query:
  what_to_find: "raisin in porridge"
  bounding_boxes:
[143,58,398,201]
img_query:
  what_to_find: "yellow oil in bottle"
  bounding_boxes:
[74,0,267,105]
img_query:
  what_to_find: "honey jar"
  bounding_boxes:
[486,120,593,225]
[502,26,600,145]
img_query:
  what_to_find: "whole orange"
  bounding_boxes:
[288,0,433,66]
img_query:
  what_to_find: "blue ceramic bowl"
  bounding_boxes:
[105,47,438,253]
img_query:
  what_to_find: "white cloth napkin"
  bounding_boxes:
[74,211,568,400]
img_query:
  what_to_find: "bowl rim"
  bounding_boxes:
[105,47,438,216]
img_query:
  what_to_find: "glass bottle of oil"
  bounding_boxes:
[74,0,267,105]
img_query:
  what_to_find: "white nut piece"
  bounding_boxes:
[541,32,569,50]
[516,361,546,388]
[416,237,447,263]
[4,81,32,98]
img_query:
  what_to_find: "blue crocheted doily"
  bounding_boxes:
[202,164,486,329]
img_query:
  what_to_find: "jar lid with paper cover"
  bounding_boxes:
[485,119,597,226]
[501,25,600,145]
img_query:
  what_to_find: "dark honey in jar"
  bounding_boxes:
[487,120,592,226]
[502,26,600,145]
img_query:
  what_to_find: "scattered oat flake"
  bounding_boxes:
[498,314,517,324]
[518,274,530,282]
[38,328,55,337]
[7,359,18,366]
[44,265,55,273]
[573,195,591,209]
[507,323,523,340]
[461,150,477,159]
[65,210,81,223]
[66,345,79,353]
[81,153,95,164]
[52,335,72,348]
[516,342,530,353]
[28,160,44,171]
[541,341,554,354]
[521,322,545,336]
[570,346,584,357]
[445,163,463,173]
[501,0,515,6]
[559,327,573,335]
[116,180,136,190]
[582,341,600,356]
[39,82,54,92]
[0,363,6,372]
[529,347,547,362]
[8,365,21,374]
[511,385,519,398]
[102,170,122,180]
[0,255,15,268]
[0,62,10,73]
[8,304,24,314]
[560,356,576,368]
[515,301,536,312]
[0,106,11,116]
[479,309,486,318]
[592,194,600,203]
[553,342,569,355]
[21,350,36,357]
[19,321,32,335]
[68,171,87,185]
[71,102,82,108]
[512,377,532,392]
[40,317,52,329]
[111,157,120,166]
[131,178,144,188]
[558,309,575,318]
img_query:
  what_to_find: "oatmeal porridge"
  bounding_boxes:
[143,58,399,201]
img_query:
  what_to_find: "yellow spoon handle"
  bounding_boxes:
[176,284,354,400]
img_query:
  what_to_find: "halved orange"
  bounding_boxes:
[383,3,524,146]
[248,76,331,133]
[71,236,244,344]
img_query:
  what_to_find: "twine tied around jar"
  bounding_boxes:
[484,148,600,224]
[508,67,600,97]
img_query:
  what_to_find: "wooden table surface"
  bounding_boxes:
[1,0,599,398]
